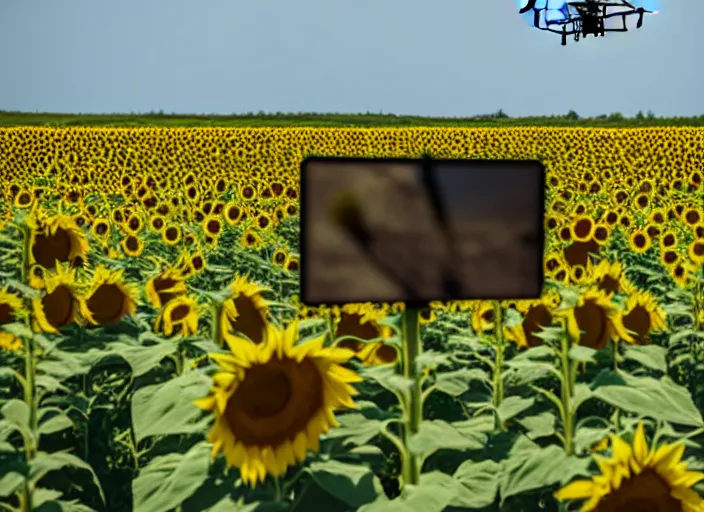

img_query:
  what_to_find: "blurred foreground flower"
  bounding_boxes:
[555,423,704,512]
[194,320,362,486]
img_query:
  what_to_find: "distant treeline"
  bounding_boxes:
[1,109,703,127]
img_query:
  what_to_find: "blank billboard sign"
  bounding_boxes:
[300,157,545,306]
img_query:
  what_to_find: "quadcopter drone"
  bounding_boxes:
[519,0,658,45]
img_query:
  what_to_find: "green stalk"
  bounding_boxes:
[211,301,223,347]
[400,308,422,488]
[20,225,36,512]
[559,335,575,456]
[491,301,505,430]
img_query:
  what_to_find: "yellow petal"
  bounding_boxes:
[555,479,595,501]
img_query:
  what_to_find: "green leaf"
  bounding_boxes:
[504,308,524,329]
[108,340,179,378]
[622,344,667,372]
[132,441,211,512]
[35,498,102,512]
[592,371,703,427]
[435,368,489,397]
[362,366,412,396]
[516,412,557,440]
[35,374,70,394]
[510,345,555,361]
[358,472,459,512]
[131,370,213,444]
[500,444,591,503]
[415,351,451,372]
[38,412,74,437]
[669,329,704,344]
[31,487,63,507]
[1,399,30,433]
[496,396,534,424]
[29,451,105,504]
[503,360,556,386]
[4,280,42,300]
[568,345,597,364]
[308,460,382,509]
[451,459,502,509]
[408,420,485,458]
[573,426,611,455]
[1,322,33,340]
[570,383,593,414]
[0,451,27,498]
[324,413,382,447]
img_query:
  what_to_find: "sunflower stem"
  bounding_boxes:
[19,224,37,512]
[491,301,505,431]
[400,308,422,488]
[210,301,223,346]
[559,334,575,456]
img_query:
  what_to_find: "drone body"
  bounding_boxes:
[518,0,658,45]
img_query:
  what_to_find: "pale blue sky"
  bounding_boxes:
[0,0,700,117]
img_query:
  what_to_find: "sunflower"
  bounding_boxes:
[471,301,495,333]
[0,288,26,352]
[154,295,199,337]
[145,267,188,309]
[28,212,89,270]
[272,248,288,267]
[161,223,182,246]
[31,265,80,333]
[556,287,619,350]
[357,342,399,366]
[613,289,667,345]
[588,260,625,296]
[90,218,111,243]
[570,215,596,242]
[193,320,362,486]
[241,229,262,249]
[177,248,207,279]
[333,303,392,354]
[79,266,138,326]
[220,275,271,346]
[687,240,704,265]
[120,234,144,257]
[284,256,299,272]
[628,229,651,254]
[555,422,704,512]
[419,307,437,324]
[224,202,244,227]
[202,215,223,239]
[506,292,560,348]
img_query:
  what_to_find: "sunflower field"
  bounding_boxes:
[1,126,704,512]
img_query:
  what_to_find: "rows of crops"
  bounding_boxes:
[1,126,704,512]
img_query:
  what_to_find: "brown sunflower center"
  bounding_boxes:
[621,305,651,345]
[375,344,398,363]
[335,313,380,341]
[595,469,682,512]
[224,357,324,447]
[86,284,126,325]
[564,239,600,268]
[42,285,74,329]
[523,305,552,347]
[32,228,72,269]
[574,300,609,350]
[170,304,191,322]
[598,275,620,295]
[154,277,180,305]
[0,303,16,324]
[336,339,363,352]
[228,295,266,344]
